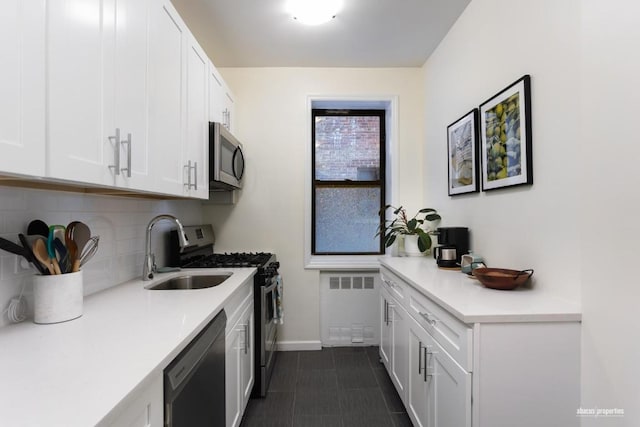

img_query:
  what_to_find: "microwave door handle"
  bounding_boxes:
[232,147,245,180]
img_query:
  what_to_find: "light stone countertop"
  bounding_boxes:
[0,268,256,427]
[380,257,581,323]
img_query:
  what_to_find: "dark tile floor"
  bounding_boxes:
[240,346,412,427]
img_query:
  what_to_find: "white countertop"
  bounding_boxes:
[380,257,581,323]
[0,268,256,427]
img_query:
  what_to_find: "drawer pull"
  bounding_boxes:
[419,312,438,326]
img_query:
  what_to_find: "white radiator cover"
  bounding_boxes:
[319,271,380,346]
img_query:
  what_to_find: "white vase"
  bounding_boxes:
[402,234,428,257]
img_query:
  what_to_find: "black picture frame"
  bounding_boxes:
[479,75,532,191]
[447,109,479,196]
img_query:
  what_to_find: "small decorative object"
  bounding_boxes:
[376,205,441,255]
[473,267,534,290]
[447,109,479,195]
[479,75,533,191]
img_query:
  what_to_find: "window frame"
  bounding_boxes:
[311,108,386,255]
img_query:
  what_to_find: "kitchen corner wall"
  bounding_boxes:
[202,68,425,347]
[0,186,202,328]
[424,0,640,424]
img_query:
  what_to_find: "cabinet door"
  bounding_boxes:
[239,304,255,411]
[148,0,187,196]
[380,290,392,368]
[226,322,242,427]
[112,0,153,191]
[389,299,407,402]
[47,0,114,185]
[426,331,471,427]
[223,87,235,132]
[208,62,224,124]
[183,34,210,198]
[0,0,45,177]
[407,316,430,427]
[99,374,163,427]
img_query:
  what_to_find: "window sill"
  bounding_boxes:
[304,254,382,271]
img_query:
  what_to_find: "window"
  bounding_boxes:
[312,109,385,255]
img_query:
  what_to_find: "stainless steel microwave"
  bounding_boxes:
[209,122,244,190]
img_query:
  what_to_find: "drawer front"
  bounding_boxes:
[380,266,407,307]
[407,286,472,371]
[225,280,252,334]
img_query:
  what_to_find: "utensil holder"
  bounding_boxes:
[33,271,83,324]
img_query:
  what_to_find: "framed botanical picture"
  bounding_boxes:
[447,109,479,196]
[479,75,532,191]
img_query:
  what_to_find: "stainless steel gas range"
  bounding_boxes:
[169,224,281,398]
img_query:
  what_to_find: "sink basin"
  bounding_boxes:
[146,273,232,290]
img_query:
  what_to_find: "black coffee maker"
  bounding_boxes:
[433,227,469,268]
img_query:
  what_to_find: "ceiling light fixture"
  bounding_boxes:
[286,0,343,25]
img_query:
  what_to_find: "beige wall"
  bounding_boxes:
[202,68,425,346]
[423,0,640,424]
[423,0,581,300]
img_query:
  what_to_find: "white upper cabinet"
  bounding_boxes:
[183,34,210,198]
[0,0,46,177]
[3,0,231,198]
[110,0,154,191]
[208,62,224,124]
[148,0,187,196]
[209,62,235,133]
[47,0,153,189]
[223,84,236,133]
[47,0,111,185]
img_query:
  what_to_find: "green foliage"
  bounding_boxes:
[375,205,442,252]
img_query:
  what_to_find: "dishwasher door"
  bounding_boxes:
[164,310,226,427]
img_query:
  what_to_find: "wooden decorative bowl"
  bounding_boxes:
[472,268,534,290]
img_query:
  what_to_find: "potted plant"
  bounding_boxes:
[376,205,441,255]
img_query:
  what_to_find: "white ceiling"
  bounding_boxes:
[170,0,471,68]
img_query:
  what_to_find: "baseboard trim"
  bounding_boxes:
[276,340,322,351]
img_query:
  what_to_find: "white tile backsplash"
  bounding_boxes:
[0,186,202,328]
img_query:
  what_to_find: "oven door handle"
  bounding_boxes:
[262,280,277,295]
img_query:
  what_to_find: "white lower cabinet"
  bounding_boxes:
[380,264,580,427]
[380,282,408,401]
[407,312,471,427]
[226,292,255,427]
[98,373,163,427]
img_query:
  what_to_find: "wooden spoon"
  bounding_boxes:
[33,238,54,275]
[67,238,80,272]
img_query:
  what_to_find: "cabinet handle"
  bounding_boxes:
[419,312,438,326]
[184,160,197,189]
[418,341,424,375]
[383,299,387,325]
[193,161,198,190]
[120,132,132,177]
[108,128,121,176]
[244,324,249,354]
[423,345,433,382]
[387,302,394,324]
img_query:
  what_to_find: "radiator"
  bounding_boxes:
[319,272,380,346]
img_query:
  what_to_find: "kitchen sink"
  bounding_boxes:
[145,274,232,290]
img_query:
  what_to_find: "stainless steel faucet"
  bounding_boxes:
[143,214,189,281]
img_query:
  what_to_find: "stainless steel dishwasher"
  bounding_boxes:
[164,310,226,426]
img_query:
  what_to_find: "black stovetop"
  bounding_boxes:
[182,252,274,269]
